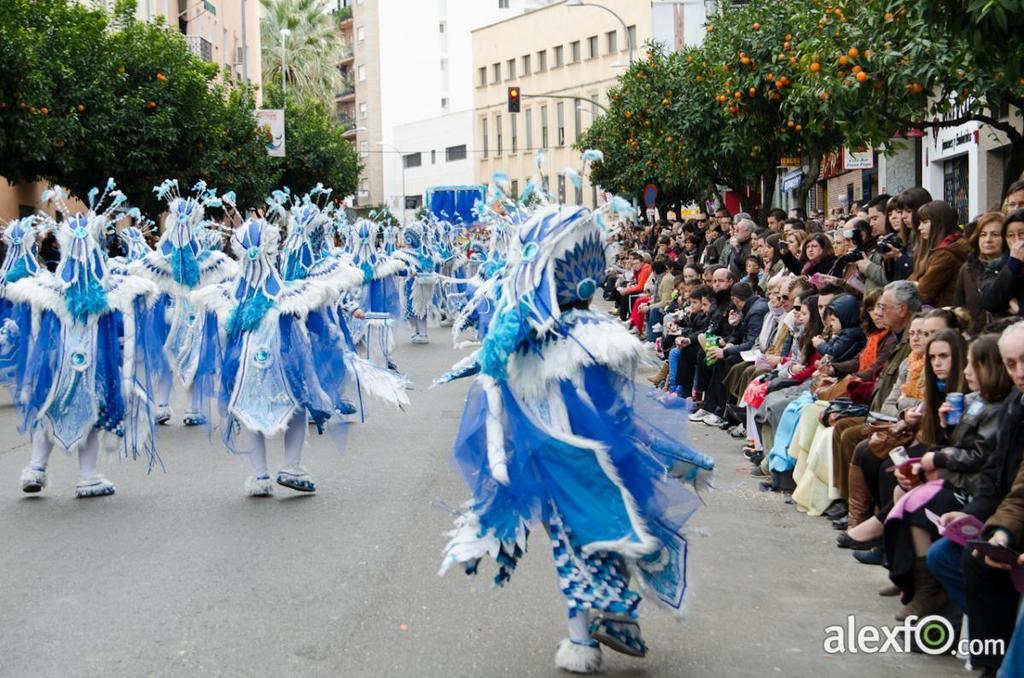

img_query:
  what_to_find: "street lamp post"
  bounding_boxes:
[279,28,291,97]
[566,0,634,64]
[377,142,407,225]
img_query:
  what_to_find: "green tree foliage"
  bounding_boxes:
[261,0,349,109]
[579,0,1024,212]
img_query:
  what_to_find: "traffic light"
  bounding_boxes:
[507,86,521,113]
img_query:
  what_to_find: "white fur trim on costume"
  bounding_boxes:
[277,280,331,318]
[373,257,407,280]
[348,354,411,409]
[438,510,529,576]
[507,311,643,403]
[105,274,157,314]
[6,275,63,317]
[554,639,603,674]
[189,282,237,324]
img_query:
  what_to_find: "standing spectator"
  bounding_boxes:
[767,208,788,233]
[721,218,755,280]
[982,209,1024,319]
[911,200,970,307]
[1003,178,1024,213]
[800,233,838,277]
[956,212,1004,334]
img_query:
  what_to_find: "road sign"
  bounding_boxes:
[643,184,658,208]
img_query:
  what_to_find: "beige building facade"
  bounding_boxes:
[472,0,652,208]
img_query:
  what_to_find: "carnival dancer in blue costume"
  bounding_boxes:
[0,216,44,392]
[131,179,237,427]
[349,217,406,366]
[273,187,410,417]
[394,221,442,344]
[191,216,391,496]
[436,166,714,673]
[9,183,159,497]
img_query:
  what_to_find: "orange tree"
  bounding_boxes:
[790,0,1024,197]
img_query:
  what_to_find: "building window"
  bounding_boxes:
[525,108,533,150]
[478,66,487,87]
[944,155,970,224]
[506,58,516,80]
[511,179,519,199]
[591,183,598,207]
[359,102,367,118]
[439,20,445,33]
[429,149,436,164]
[537,49,547,72]
[540,104,548,148]
[590,93,599,120]
[553,45,564,68]
[588,35,599,59]
[481,117,489,158]
[357,25,365,41]
[446,144,467,161]
[441,97,449,111]
[570,40,581,63]
[511,114,518,154]
[558,174,566,203]
[360,141,369,157]
[403,152,422,168]
[606,30,617,54]
[542,174,550,194]
[499,0,509,7]
[626,25,636,52]
[492,62,501,84]
[575,183,583,206]
[358,64,366,81]
[440,58,448,74]
[574,101,582,141]
[405,195,422,210]
[522,53,531,76]
[556,102,565,146]
[496,114,503,155]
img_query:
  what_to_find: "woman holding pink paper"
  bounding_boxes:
[883,333,1009,622]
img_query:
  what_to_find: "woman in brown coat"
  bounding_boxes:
[911,200,971,307]
[955,212,1004,334]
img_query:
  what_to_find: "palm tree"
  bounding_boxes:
[261,0,346,107]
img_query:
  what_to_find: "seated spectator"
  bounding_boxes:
[955,212,1004,334]
[981,209,1024,319]
[801,233,838,278]
[910,200,970,307]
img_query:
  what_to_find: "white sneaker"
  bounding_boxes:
[688,408,710,422]
[75,475,116,498]
[20,466,47,493]
[275,465,316,493]
[245,475,274,496]
[155,404,172,425]
[702,413,727,427]
[411,334,429,345]
[554,639,603,674]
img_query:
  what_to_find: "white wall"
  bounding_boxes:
[376,0,528,213]
[393,109,476,211]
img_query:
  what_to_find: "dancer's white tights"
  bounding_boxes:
[567,611,593,644]
[244,413,307,478]
[412,317,428,336]
[29,429,100,479]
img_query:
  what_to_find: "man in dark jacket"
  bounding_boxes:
[691,282,768,427]
[957,323,1024,675]
[721,218,755,281]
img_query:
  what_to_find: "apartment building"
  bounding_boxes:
[472,0,653,209]
[346,0,530,217]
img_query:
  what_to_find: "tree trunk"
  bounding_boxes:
[758,169,778,226]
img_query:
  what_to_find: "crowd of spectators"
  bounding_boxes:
[603,180,1024,675]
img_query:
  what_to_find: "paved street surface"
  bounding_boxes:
[0,336,960,677]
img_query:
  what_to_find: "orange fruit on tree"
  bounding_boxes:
[785,34,793,41]
[789,56,797,65]
[787,119,795,128]
[855,71,868,82]
[666,136,673,142]
[838,55,849,65]
[819,91,829,100]
[735,91,742,98]
[810,62,821,72]
[851,65,862,73]
[795,124,802,131]
[784,41,791,50]
[748,87,757,96]
[662,98,670,105]
[848,47,859,58]
[624,110,633,118]
[40,107,48,115]
[753,22,761,30]
[706,25,714,32]
[77,103,86,112]
[741,56,751,65]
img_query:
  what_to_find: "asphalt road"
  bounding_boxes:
[0,333,962,677]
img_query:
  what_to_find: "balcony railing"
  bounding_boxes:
[339,43,354,61]
[336,79,356,99]
[184,35,213,63]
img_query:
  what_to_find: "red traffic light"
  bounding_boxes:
[507,86,521,113]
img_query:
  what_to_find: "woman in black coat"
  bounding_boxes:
[981,209,1024,318]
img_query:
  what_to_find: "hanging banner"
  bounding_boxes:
[256,109,286,157]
